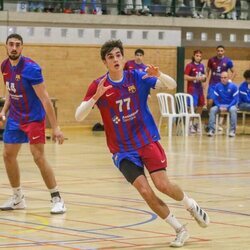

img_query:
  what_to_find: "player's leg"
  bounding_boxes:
[3,143,22,189]
[22,120,66,214]
[150,170,209,228]
[119,159,189,247]
[195,91,205,133]
[189,93,199,133]
[0,126,26,210]
[29,143,66,214]
[142,141,209,228]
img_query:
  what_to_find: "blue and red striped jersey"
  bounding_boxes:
[83,70,160,153]
[124,60,147,72]
[1,56,45,124]
[185,62,205,91]
[207,56,234,85]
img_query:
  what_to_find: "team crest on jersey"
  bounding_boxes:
[112,115,121,124]
[15,74,21,81]
[128,85,136,93]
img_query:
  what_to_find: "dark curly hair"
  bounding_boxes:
[100,40,124,60]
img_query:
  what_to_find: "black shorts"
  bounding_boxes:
[119,159,145,184]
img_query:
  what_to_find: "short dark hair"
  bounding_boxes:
[134,48,144,55]
[243,69,250,79]
[100,40,124,60]
[6,33,23,44]
[216,45,225,50]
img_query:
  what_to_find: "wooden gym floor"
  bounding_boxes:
[0,127,249,249]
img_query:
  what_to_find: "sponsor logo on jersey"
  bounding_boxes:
[15,74,21,81]
[128,85,136,93]
[106,92,114,97]
[112,115,121,124]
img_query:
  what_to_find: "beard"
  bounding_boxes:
[8,53,21,61]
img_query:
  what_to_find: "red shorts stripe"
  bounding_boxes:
[20,120,46,144]
[137,141,167,173]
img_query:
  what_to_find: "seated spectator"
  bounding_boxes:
[238,69,250,111]
[207,71,238,137]
[191,0,206,18]
[101,0,108,14]
[122,0,150,15]
[80,0,97,14]
[122,0,141,14]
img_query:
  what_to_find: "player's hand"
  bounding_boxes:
[52,127,64,144]
[0,112,6,121]
[143,64,161,79]
[93,75,112,100]
[197,74,206,82]
[220,107,227,112]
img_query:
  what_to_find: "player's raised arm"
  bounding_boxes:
[75,76,112,121]
[142,64,177,89]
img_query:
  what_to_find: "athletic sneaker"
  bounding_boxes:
[229,130,236,137]
[196,127,201,134]
[204,124,209,133]
[207,130,214,137]
[218,126,223,132]
[0,195,26,210]
[189,125,196,134]
[51,196,66,214]
[193,124,201,134]
[187,199,209,228]
[170,225,189,247]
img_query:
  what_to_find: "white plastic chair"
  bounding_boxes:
[237,110,250,134]
[156,93,184,137]
[215,112,230,135]
[174,93,202,136]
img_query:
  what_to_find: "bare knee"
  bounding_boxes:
[33,152,46,167]
[3,149,16,164]
[154,180,183,201]
[155,181,171,195]
[135,183,156,203]
[30,148,45,167]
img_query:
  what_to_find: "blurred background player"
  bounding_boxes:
[206,45,236,131]
[124,48,147,72]
[184,49,206,134]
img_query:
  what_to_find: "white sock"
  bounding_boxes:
[165,213,183,231]
[182,192,194,210]
[13,187,23,199]
[49,186,58,194]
